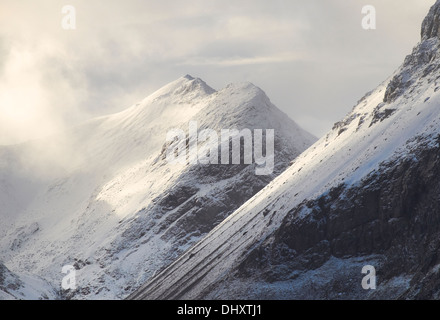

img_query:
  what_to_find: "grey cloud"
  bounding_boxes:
[0,0,435,144]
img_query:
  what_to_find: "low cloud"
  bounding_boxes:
[0,0,435,145]
[179,53,307,67]
[0,41,87,145]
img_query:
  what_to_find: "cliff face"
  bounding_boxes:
[232,135,440,299]
[422,1,440,40]
[385,1,440,104]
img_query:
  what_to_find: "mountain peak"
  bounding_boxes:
[145,75,216,103]
[174,76,216,97]
[183,74,195,80]
[421,0,440,40]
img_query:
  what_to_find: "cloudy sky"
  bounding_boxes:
[0,0,435,144]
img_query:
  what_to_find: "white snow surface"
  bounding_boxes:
[0,262,57,300]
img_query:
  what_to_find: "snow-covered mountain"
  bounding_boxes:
[0,75,315,299]
[129,1,440,300]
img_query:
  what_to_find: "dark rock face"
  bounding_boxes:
[369,103,396,127]
[384,1,440,104]
[422,1,440,40]
[384,39,440,104]
[235,135,440,299]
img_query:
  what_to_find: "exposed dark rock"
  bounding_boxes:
[235,135,440,299]
[422,0,440,40]
[384,4,440,105]
[369,104,396,127]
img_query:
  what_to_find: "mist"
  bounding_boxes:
[0,0,434,146]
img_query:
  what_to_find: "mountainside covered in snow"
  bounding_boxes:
[0,262,57,300]
[129,1,440,300]
[0,75,315,299]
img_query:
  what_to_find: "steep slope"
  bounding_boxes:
[0,262,57,300]
[0,75,315,299]
[129,1,440,300]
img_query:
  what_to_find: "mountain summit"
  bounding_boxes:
[145,75,216,103]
